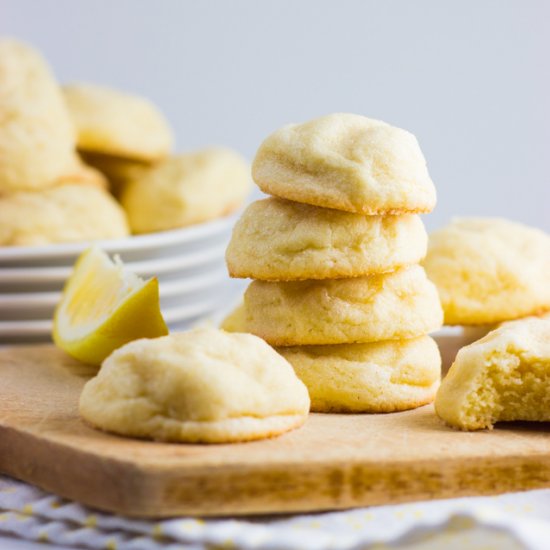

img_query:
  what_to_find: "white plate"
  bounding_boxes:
[0,213,237,265]
[0,268,228,311]
[0,319,51,336]
[0,245,227,287]
[0,268,229,321]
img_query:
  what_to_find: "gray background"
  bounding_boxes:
[2,0,549,232]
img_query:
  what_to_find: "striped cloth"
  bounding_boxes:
[1,475,550,549]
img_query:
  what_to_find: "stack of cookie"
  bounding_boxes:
[0,40,130,246]
[0,38,251,246]
[64,85,251,235]
[225,113,443,413]
[63,81,174,198]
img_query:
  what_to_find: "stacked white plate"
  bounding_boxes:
[0,214,242,344]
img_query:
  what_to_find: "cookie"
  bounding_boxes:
[226,197,427,280]
[279,336,441,413]
[63,83,173,161]
[79,151,149,197]
[252,113,436,215]
[79,328,310,443]
[0,184,129,246]
[423,218,550,325]
[0,39,76,193]
[220,301,247,332]
[244,265,443,346]
[120,148,251,234]
[435,318,550,430]
[55,155,109,190]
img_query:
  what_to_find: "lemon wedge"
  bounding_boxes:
[53,246,168,366]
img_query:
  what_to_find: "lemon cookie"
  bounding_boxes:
[0,184,129,246]
[63,83,173,161]
[226,198,427,280]
[55,155,109,190]
[0,39,76,192]
[252,113,436,215]
[79,328,310,443]
[79,151,148,196]
[244,265,443,346]
[280,336,441,413]
[120,148,251,234]
[435,318,550,430]
[424,218,550,325]
[220,301,247,332]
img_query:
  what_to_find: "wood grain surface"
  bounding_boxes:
[0,343,549,518]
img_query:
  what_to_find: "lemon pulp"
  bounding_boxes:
[53,246,168,366]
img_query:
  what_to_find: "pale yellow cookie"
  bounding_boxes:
[220,301,247,332]
[244,265,443,346]
[0,39,76,193]
[0,184,129,246]
[423,218,550,325]
[226,197,427,280]
[79,328,310,443]
[252,113,436,215]
[435,318,550,430]
[120,148,251,234]
[279,336,441,413]
[79,151,149,196]
[63,83,173,161]
[55,155,109,190]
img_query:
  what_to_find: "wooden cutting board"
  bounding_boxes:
[0,343,549,518]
